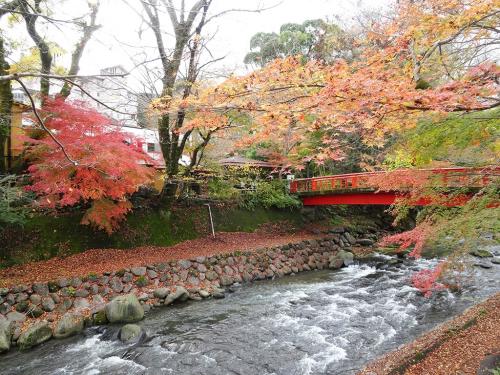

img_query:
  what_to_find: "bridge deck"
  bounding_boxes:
[289,166,499,206]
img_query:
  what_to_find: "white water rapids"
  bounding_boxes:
[2,253,499,375]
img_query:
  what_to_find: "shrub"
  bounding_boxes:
[207,178,240,200]
[135,275,149,287]
[240,180,301,210]
[0,174,32,226]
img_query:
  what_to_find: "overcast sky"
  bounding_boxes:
[7,0,392,92]
[75,0,391,77]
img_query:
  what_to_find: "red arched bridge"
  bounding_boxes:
[289,166,500,206]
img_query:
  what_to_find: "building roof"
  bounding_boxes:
[219,156,277,169]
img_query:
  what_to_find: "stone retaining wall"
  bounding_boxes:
[0,229,374,352]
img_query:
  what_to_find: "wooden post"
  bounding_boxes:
[205,203,215,239]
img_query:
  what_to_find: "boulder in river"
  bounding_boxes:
[338,250,354,266]
[119,324,143,342]
[17,321,53,350]
[105,294,144,323]
[54,313,84,339]
[474,262,492,269]
[470,249,493,258]
[93,309,108,325]
[212,288,225,299]
[153,288,170,299]
[164,286,188,305]
[328,257,344,270]
[329,250,354,268]
[0,317,12,353]
[199,290,210,298]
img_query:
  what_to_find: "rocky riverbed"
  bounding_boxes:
[0,250,498,375]
[1,228,499,375]
[0,227,372,354]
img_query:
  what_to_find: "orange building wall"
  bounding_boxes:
[9,103,30,157]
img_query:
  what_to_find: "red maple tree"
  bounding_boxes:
[26,99,155,234]
[411,263,446,298]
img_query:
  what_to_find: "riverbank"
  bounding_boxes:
[0,225,376,354]
[358,292,500,375]
[0,226,327,288]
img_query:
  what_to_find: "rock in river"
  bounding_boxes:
[329,250,354,268]
[119,324,143,342]
[0,317,12,353]
[164,286,189,305]
[328,257,344,270]
[54,313,84,339]
[105,294,144,323]
[474,262,492,269]
[17,321,53,350]
[470,249,493,258]
[153,288,170,299]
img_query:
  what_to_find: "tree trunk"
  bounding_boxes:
[59,4,100,99]
[21,1,53,100]
[141,0,211,200]
[0,36,13,173]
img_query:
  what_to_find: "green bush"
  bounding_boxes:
[0,175,32,226]
[207,179,240,200]
[135,275,149,287]
[240,180,301,210]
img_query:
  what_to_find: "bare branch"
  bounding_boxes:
[160,0,179,29]
[0,6,89,24]
[15,78,78,166]
[60,2,101,98]
[185,0,206,31]
[203,2,282,25]
[0,72,128,82]
[0,0,23,18]
[414,10,500,79]
[58,78,135,116]
[140,0,170,75]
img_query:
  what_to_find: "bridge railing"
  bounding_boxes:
[289,166,500,195]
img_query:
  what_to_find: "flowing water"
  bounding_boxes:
[2,254,499,375]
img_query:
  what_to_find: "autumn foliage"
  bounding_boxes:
[26,99,154,234]
[411,263,446,298]
[151,0,498,171]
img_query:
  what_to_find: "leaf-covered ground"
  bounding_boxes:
[404,294,500,375]
[0,226,321,288]
[359,292,500,375]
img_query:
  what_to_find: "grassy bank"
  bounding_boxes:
[0,204,302,269]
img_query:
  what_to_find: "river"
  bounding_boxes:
[2,254,499,375]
